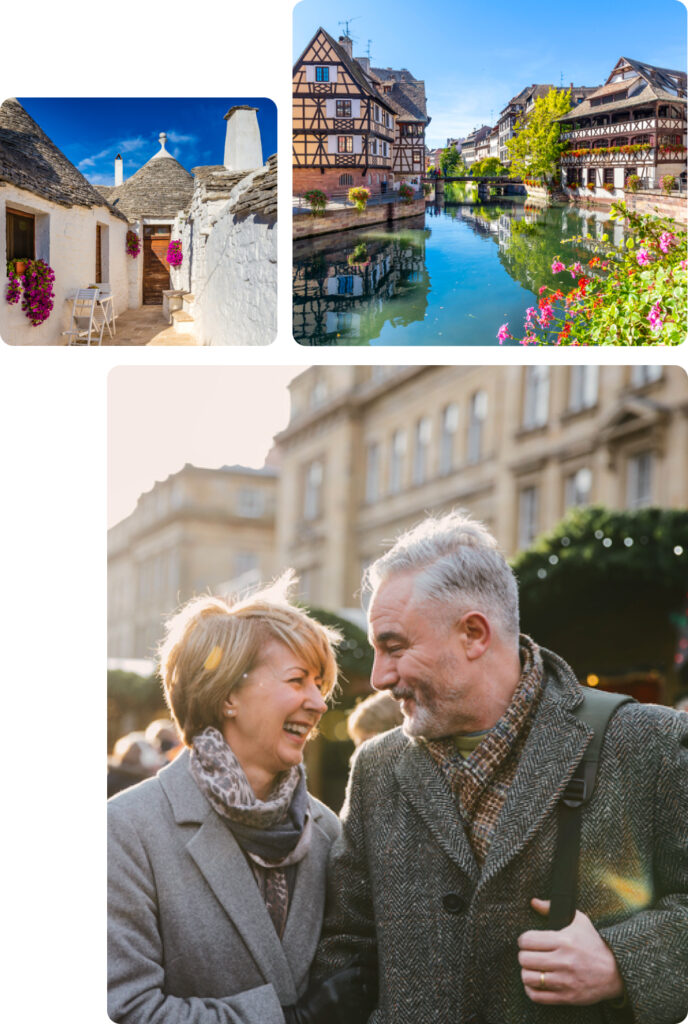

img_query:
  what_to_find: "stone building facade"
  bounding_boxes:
[0,98,129,345]
[273,365,688,616]
[169,108,277,345]
[108,464,278,659]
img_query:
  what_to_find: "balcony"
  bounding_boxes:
[561,149,655,166]
[562,117,685,142]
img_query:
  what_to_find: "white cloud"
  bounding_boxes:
[166,130,197,146]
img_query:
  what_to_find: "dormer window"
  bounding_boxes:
[315,67,329,82]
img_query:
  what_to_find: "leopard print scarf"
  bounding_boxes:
[190,726,312,937]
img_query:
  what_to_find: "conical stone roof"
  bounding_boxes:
[97,139,194,220]
[0,98,127,219]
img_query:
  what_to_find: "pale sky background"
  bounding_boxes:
[108,366,303,527]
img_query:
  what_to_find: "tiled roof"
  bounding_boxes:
[371,69,429,124]
[0,98,127,220]
[96,150,194,220]
[559,58,687,122]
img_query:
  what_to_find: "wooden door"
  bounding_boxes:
[143,226,171,304]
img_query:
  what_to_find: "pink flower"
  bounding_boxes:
[659,232,676,254]
[569,262,583,278]
[647,300,663,334]
[520,333,538,345]
[538,285,548,294]
[525,306,537,324]
[497,323,510,344]
[636,248,651,266]
[551,259,565,274]
[680,259,687,270]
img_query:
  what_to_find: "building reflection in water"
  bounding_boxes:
[293,214,430,345]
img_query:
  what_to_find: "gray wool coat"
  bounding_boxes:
[314,647,688,1024]
[108,750,340,1024]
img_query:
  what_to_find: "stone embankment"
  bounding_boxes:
[294,196,426,239]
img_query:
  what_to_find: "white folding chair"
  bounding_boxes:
[91,282,117,337]
[62,289,106,346]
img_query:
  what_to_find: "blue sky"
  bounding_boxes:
[293,0,687,147]
[17,98,277,186]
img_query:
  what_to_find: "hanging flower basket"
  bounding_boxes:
[126,230,141,258]
[166,240,183,267]
[5,258,55,326]
[348,186,370,212]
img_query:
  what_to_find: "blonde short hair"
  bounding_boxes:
[347,690,404,746]
[158,572,340,745]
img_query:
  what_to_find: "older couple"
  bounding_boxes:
[108,511,688,1024]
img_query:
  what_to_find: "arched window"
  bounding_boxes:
[339,173,353,186]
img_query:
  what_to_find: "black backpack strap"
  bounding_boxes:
[548,689,635,930]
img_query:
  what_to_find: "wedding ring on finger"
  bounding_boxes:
[539,972,547,991]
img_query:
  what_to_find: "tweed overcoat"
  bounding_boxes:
[314,647,688,1024]
[108,749,340,1024]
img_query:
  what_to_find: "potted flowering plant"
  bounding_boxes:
[126,230,141,258]
[399,183,414,204]
[348,186,370,212]
[659,175,675,195]
[5,258,55,325]
[586,182,595,191]
[603,182,615,193]
[625,175,641,194]
[304,189,327,216]
[166,240,183,267]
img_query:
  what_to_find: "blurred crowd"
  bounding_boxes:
[107,719,183,797]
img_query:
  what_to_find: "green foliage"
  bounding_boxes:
[439,145,466,177]
[304,189,327,216]
[513,506,688,678]
[508,203,687,345]
[348,186,370,211]
[470,157,506,178]
[303,606,373,682]
[506,88,572,182]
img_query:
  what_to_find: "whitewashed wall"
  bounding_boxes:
[196,208,276,345]
[0,186,129,346]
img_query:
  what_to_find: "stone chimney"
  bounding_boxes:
[114,153,123,186]
[357,56,370,76]
[339,35,353,58]
[224,106,262,172]
[151,132,171,160]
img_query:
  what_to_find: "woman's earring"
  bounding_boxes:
[224,707,236,718]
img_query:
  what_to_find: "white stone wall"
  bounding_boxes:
[0,185,129,345]
[195,208,276,345]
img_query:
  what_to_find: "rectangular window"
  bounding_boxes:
[389,429,406,494]
[303,460,323,520]
[468,390,487,464]
[523,366,550,430]
[627,452,654,508]
[337,275,354,295]
[565,467,592,509]
[439,403,459,475]
[603,167,614,185]
[413,417,432,485]
[315,67,329,82]
[370,138,378,155]
[365,442,380,503]
[338,136,353,153]
[335,100,352,117]
[518,486,539,550]
[6,208,35,261]
[237,487,265,518]
[630,365,662,387]
[568,366,598,412]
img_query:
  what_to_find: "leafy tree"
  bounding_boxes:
[512,506,688,684]
[506,87,572,182]
[470,157,506,177]
[439,145,466,177]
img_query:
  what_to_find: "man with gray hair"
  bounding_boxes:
[314,510,688,1023]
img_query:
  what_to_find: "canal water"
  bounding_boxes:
[293,199,624,345]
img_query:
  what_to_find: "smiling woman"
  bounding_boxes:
[107,572,376,1023]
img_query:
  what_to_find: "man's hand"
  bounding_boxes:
[283,958,377,1024]
[517,897,624,1006]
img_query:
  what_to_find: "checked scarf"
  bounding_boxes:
[423,635,544,866]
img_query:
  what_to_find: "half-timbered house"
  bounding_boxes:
[558,57,687,194]
[369,66,430,186]
[293,28,397,197]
